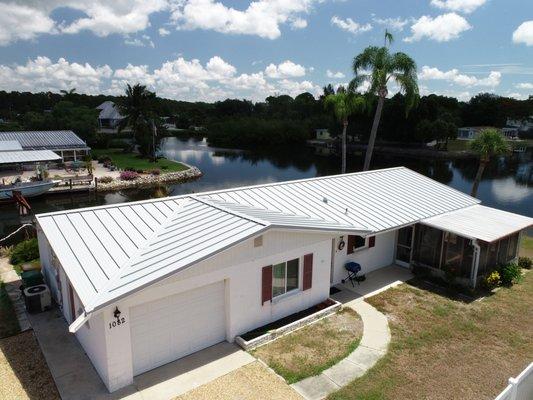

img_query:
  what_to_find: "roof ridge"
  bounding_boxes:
[191,196,271,227]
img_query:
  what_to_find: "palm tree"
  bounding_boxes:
[60,88,76,97]
[470,128,509,197]
[118,83,157,159]
[324,87,366,174]
[350,31,419,171]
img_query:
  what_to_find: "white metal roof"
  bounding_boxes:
[422,205,533,242]
[36,166,497,313]
[0,131,89,150]
[0,140,23,151]
[0,150,61,164]
[199,167,481,233]
[96,101,123,120]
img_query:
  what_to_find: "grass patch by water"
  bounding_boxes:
[252,308,363,384]
[328,271,533,400]
[520,234,533,258]
[0,281,20,339]
[91,148,188,172]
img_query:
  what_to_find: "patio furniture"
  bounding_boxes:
[342,262,366,287]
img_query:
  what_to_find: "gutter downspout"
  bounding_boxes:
[470,239,481,288]
[69,311,92,333]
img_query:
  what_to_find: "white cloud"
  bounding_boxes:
[512,21,533,46]
[326,70,345,79]
[169,0,317,40]
[0,1,168,46]
[331,16,372,35]
[516,83,533,90]
[158,27,171,36]
[430,0,487,14]
[124,34,155,48]
[419,66,501,87]
[372,17,410,31]
[0,56,112,94]
[265,61,306,78]
[405,13,471,42]
[0,3,56,46]
[206,56,237,79]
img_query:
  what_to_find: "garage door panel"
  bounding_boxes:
[130,281,226,376]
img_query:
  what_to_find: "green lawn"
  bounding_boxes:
[91,148,188,172]
[328,271,533,400]
[0,281,20,339]
[521,234,533,258]
[446,139,471,152]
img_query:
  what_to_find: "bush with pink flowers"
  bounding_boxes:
[119,170,139,181]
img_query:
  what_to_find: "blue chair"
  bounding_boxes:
[342,262,365,286]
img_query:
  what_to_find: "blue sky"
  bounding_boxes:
[0,0,531,102]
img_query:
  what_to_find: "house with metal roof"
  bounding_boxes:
[0,130,90,162]
[96,101,124,131]
[35,167,532,392]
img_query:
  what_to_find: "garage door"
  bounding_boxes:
[130,281,226,376]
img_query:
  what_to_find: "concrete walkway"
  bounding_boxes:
[291,296,391,400]
[29,307,255,400]
[0,257,31,332]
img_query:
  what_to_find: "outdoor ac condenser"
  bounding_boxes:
[24,284,51,313]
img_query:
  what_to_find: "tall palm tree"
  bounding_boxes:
[118,83,157,159]
[470,128,509,197]
[324,88,366,174]
[350,31,419,171]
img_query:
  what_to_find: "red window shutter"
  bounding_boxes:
[303,253,313,291]
[347,235,355,254]
[261,265,272,305]
[368,236,376,248]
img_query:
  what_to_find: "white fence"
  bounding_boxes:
[495,363,533,400]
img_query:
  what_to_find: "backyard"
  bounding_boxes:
[91,148,188,172]
[329,269,533,400]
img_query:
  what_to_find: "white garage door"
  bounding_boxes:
[130,281,226,376]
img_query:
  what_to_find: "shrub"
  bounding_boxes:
[10,238,39,265]
[483,271,501,290]
[97,154,111,164]
[119,171,139,181]
[499,263,522,286]
[98,176,114,184]
[150,168,161,176]
[0,245,14,258]
[518,256,532,270]
[136,169,144,174]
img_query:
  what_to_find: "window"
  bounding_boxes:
[272,258,299,298]
[347,235,366,254]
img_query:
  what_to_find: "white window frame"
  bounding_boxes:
[272,258,300,300]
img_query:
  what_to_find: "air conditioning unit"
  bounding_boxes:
[24,284,51,313]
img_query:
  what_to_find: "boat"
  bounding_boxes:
[0,180,59,200]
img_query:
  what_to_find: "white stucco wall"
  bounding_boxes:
[332,230,397,284]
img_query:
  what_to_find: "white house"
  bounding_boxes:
[96,101,124,131]
[315,128,332,140]
[35,167,532,392]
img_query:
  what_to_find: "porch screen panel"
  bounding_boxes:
[506,233,519,261]
[460,240,473,278]
[413,225,443,268]
[498,237,510,265]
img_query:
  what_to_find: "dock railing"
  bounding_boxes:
[495,363,533,400]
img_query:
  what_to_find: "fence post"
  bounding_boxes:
[69,179,72,190]
[508,377,518,400]
[95,177,98,193]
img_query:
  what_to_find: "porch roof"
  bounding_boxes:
[421,205,533,243]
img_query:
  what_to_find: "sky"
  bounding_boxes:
[0,0,532,103]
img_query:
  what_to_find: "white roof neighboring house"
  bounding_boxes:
[96,101,123,121]
[0,130,89,150]
[0,149,61,164]
[37,166,484,313]
[0,140,23,151]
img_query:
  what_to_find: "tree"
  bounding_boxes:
[324,87,366,173]
[118,84,157,158]
[350,30,419,170]
[470,128,509,197]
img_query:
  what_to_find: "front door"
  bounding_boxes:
[396,226,414,267]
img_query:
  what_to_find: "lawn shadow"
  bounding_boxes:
[404,276,492,304]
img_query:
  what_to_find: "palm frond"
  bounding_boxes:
[384,30,394,47]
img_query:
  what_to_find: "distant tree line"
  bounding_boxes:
[0,89,531,149]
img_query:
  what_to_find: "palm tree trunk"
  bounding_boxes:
[470,159,487,198]
[363,93,385,171]
[342,119,348,174]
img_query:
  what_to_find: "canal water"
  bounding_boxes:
[1,136,531,239]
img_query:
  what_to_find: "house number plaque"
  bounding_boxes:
[108,306,126,330]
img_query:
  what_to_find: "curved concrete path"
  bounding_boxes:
[291,298,390,400]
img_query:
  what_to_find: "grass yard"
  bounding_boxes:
[91,148,188,172]
[520,234,533,258]
[0,331,59,400]
[0,281,19,339]
[252,308,363,384]
[446,139,471,152]
[329,271,533,400]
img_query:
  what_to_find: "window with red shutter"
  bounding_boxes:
[368,236,376,248]
[261,265,272,305]
[303,253,313,291]
[347,235,366,253]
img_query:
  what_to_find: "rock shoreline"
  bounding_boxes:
[96,167,203,192]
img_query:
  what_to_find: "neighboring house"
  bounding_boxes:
[0,130,90,162]
[501,127,520,140]
[96,101,124,131]
[507,116,533,133]
[457,126,520,140]
[315,128,331,140]
[35,167,532,392]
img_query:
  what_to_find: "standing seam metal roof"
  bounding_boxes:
[37,167,484,313]
[0,131,89,150]
[0,150,61,164]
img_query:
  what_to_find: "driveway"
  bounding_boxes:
[29,308,255,400]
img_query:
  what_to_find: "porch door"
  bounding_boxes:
[396,226,414,267]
